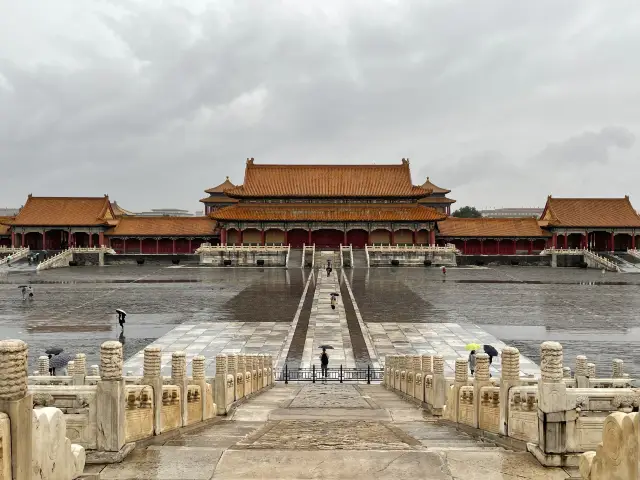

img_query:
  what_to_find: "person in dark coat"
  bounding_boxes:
[320,347,329,383]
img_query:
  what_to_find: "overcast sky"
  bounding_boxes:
[1,0,640,212]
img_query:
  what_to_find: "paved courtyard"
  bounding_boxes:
[1,264,639,378]
[96,384,576,479]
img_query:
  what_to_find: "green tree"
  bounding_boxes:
[452,206,482,218]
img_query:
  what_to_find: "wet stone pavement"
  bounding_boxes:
[98,384,575,479]
[1,263,639,378]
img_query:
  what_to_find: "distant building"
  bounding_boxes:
[416,178,456,215]
[199,177,239,214]
[135,208,193,217]
[0,208,20,216]
[480,207,543,218]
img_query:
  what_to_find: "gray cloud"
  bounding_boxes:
[1,1,640,211]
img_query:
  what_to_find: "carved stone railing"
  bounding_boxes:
[579,411,639,479]
[383,345,637,468]
[368,244,459,253]
[36,246,115,271]
[25,343,273,473]
[541,248,619,272]
[195,244,288,253]
[0,246,29,265]
[0,339,85,479]
[627,248,640,261]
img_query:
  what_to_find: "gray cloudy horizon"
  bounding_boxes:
[1,0,640,212]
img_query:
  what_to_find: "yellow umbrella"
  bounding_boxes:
[465,343,481,351]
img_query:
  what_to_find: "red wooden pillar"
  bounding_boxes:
[138,238,142,253]
[463,240,467,254]
[563,233,568,249]
[156,238,159,254]
[284,230,288,246]
[11,230,15,248]
[552,233,557,248]
[496,239,501,255]
[367,231,371,246]
[220,228,227,245]
[123,238,127,254]
[89,232,93,248]
[632,233,636,250]
[42,230,46,250]
[429,229,436,246]
[610,232,615,252]
[260,230,265,246]
[390,230,395,246]
[308,229,312,245]
[172,239,176,254]
[188,239,192,253]
[480,239,484,255]
[512,239,516,254]
[343,230,348,246]
[239,230,244,246]
[412,230,417,245]
[99,232,104,247]
[528,240,533,254]
[582,233,588,249]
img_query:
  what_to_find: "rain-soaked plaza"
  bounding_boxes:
[2,264,640,376]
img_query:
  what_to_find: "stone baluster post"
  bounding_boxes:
[405,355,415,398]
[612,359,624,378]
[450,358,468,422]
[96,341,126,452]
[38,355,50,376]
[90,365,100,376]
[251,355,259,393]
[191,355,207,421]
[500,347,521,435]
[421,354,433,400]
[171,351,187,426]
[562,367,572,379]
[575,355,588,388]
[387,356,395,390]
[0,340,32,480]
[400,355,408,394]
[67,360,75,377]
[413,355,423,401]
[73,353,87,385]
[534,341,571,463]
[258,354,265,390]
[228,354,238,401]
[587,363,596,380]
[473,353,491,428]
[244,354,252,397]
[237,355,246,399]
[214,354,229,414]
[142,346,163,434]
[268,355,273,385]
[431,355,446,415]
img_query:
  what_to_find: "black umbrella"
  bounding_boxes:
[116,309,127,316]
[483,345,499,357]
[318,345,335,349]
[330,292,340,296]
[49,352,74,370]
[45,347,64,355]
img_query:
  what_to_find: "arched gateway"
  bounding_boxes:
[211,159,444,249]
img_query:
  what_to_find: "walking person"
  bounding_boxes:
[330,294,337,310]
[468,350,476,376]
[116,309,127,330]
[27,286,34,300]
[320,347,329,383]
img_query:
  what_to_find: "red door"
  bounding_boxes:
[346,229,368,248]
[312,229,343,249]
[287,229,308,248]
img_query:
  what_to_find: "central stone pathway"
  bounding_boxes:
[300,270,355,369]
[100,384,574,479]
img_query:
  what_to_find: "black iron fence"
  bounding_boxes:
[276,365,383,384]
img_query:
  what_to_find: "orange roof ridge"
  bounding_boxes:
[226,160,430,198]
[438,217,549,238]
[541,196,640,228]
[12,195,113,226]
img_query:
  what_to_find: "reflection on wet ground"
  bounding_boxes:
[347,267,640,376]
[0,266,304,370]
[3,264,639,377]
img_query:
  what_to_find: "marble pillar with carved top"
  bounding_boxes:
[97,341,126,452]
[142,346,163,434]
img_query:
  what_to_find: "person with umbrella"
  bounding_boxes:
[319,345,332,383]
[116,309,127,330]
[483,344,499,367]
[47,348,74,376]
[330,292,339,310]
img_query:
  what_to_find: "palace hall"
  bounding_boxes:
[2,158,640,254]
